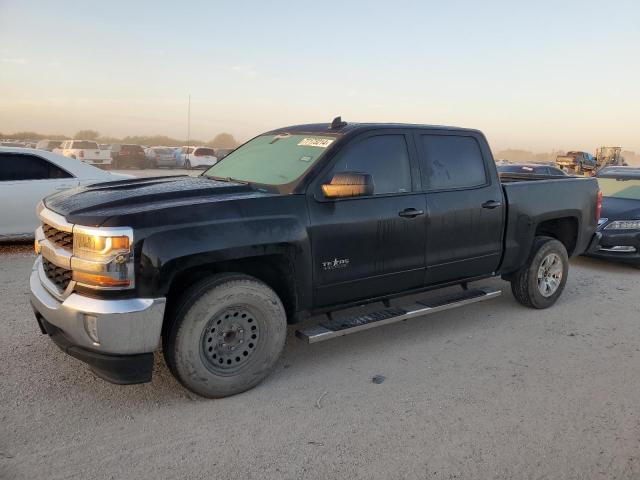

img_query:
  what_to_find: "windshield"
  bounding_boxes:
[204,133,337,186]
[598,178,640,200]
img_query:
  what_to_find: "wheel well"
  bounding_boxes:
[164,255,298,332]
[534,217,578,256]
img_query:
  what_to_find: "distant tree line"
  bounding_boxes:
[0,130,240,149]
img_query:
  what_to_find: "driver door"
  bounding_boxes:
[307,131,426,307]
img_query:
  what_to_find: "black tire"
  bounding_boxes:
[510,236,569,309]
[163,273,287,398]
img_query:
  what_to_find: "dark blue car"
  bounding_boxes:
[589,167,640,267]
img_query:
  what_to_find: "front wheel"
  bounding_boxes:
[163,273,287,398]
[510,236,569,309]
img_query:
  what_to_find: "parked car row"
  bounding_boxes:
[35,139,225,170]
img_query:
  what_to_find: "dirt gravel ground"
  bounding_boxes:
[1,248,639,480]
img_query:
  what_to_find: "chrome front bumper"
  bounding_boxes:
[30,257,166,355]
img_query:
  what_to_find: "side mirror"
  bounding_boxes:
[322,172,374,198]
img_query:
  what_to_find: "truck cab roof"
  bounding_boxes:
[267,121,482,137]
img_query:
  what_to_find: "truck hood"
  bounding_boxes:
[43,175,274,227]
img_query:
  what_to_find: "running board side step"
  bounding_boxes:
[295,287,501,344]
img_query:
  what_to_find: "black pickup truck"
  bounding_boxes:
[30,119,600,398]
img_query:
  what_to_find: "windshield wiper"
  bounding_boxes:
[205,175,249,185]
[204,175,272,192]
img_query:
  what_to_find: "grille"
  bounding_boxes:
[43,223,73,250]
[42,258,72,291]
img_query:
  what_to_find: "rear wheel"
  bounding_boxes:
[510,236,569,309]
[163,273,287,398]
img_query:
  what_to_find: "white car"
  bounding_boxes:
[53,140,113,167]
[179,146,218,169]
[0,147,132,241]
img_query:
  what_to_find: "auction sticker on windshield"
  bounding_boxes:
[298,138,334,148]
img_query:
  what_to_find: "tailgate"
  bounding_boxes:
[85,150,112,161]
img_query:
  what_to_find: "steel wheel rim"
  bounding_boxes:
[537,253,563,297]
[200,306,260,375]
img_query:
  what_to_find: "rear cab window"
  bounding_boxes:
[418,134,487,190]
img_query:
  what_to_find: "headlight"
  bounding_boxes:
[604,220,640,230]
[74,232,130,259]
[71,226,134,289]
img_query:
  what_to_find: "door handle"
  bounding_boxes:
[481,200,502,209]
[398,208,425,218]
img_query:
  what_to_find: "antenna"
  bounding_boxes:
[330,116,347,129]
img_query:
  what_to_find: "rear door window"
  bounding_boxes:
[419,135,487,190]
[0,153,73,181]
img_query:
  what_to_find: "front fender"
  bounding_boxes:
[136,216,312,308]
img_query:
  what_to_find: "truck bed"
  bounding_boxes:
[498,175,599,274]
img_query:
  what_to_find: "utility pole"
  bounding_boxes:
[186,93,191,152]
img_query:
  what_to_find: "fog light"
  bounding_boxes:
[83,314,99,344]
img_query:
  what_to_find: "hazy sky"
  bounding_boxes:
[1,0,639,151]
